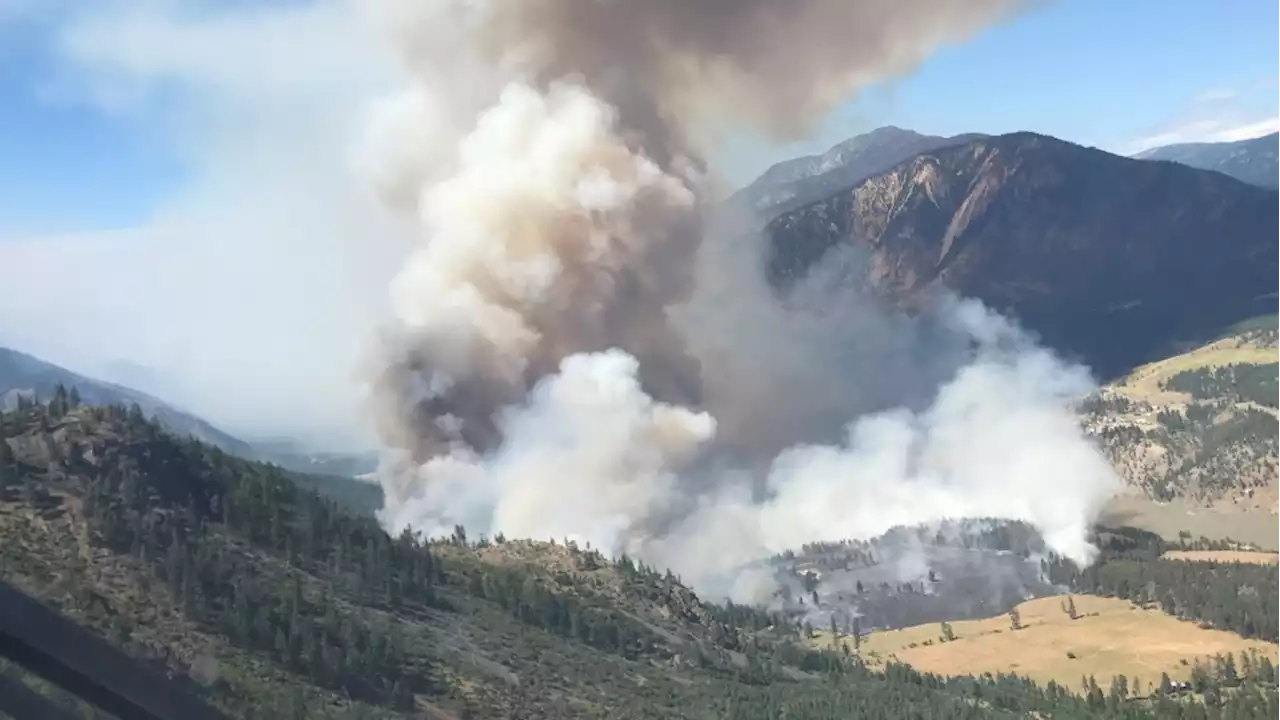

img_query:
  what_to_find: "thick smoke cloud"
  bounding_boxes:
[365,0,1118,602]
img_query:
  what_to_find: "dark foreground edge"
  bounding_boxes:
[0,578,229,720]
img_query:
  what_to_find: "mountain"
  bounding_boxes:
[0,346,249,454]
[732,126,986,219]
[1135,132,1279,189]
[766,132,1279,378]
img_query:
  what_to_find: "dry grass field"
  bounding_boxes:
[814,595,1279,692]
[1114,337,1277,404]
[1161,550,1279,565]
[1101,495,1279,551]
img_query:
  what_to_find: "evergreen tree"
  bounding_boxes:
[48,383,69,418]
[0,436,14,490]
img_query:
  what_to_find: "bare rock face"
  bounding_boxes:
[766,132,1279,378]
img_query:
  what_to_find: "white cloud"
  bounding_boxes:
[0,0,413,449]
[1193,88,1237,103]
[56,0,388,112]
[1126,117,1280,154]
[1122,83,1280,155]
[1204,117,1280,142]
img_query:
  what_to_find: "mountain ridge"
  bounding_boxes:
[1134,132,1278,189]
[732,126,987,220]
[0,345,250,454]
[765,131,1279,378]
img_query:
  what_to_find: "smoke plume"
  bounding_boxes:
[364,0,1118,601]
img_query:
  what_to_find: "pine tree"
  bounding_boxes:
[1259,654,1277,682]
[1086,675,1103,709]
[0,436,14,490]
[1221,651,1239,686]
[127,403,147,429]
[48,383,69,418]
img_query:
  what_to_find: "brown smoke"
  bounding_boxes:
[364,0,1026,501]
[471,0,1025,149]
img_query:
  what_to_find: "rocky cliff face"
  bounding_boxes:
[766,132,1280,377]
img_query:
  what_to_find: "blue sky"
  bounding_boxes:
[1,0,1277,239]
[869,0,1279,148]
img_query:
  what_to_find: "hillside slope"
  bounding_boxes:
[766,132,1279,377]
[0,402,1038,719]
[0,346,248,453]
[1136,133,1279,189]
[1,401,1268,719]
[1080,327,1278,510]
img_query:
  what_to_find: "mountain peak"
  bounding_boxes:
[1132,132,1278,189]
[736,126,988,219]
[765,131,1278,377]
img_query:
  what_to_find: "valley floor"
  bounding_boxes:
[1102,495,1279,551]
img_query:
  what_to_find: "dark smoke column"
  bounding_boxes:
[360,0,1026,506]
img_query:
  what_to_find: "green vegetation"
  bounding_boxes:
[1163,363,1278,408]
[1,391,1277,718]
[1046,527,1280,642]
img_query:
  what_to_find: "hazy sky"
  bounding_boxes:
[1,0,1276,238]
[0,0,1275,448]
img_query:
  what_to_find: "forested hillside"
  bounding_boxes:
[1081,328,1278,505]
[0,392,1276,719]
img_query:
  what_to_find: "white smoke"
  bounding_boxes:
[362,0,1119,602]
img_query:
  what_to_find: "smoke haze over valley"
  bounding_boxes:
[1,3,1278,719]
[337,0,1126,602]
[0,0,1272,603]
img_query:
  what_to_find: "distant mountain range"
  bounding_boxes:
[0,345,250,453]
[0,345,379,477]
[763,131,1278,378]
[250,438,380,478]
[731,126,986,219]
[1135,132,1278,189]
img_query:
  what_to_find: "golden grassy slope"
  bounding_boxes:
[1161,550,1279,565]
[1113,337,1276,404]
[813,595,1278,692]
